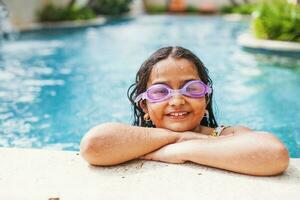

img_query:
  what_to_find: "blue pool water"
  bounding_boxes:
[0,16,300,157]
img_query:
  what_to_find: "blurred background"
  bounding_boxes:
[0,0,300,157]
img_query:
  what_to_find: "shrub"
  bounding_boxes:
[38,4,96,22]
[87,0,132,15]
[186,6,199,14]
[145,4,167,14]
[220,5,234,14]
[251,0,300,42]
[220,4,257,15]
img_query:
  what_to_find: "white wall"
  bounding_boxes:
[186,0,229,7]
[2,0,86,26]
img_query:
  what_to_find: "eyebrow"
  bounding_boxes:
[151,78,198,86]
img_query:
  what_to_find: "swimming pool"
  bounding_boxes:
[0,15,299,157]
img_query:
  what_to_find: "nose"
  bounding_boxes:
[168,93,185,107]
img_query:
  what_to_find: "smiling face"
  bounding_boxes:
[141,57,207,132]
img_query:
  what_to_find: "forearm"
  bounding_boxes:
[179,133,289,176]
[80,123,178,166]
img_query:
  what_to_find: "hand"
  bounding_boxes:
[176,131,234,143]
[140,142,187,164]
[140,132,234,164]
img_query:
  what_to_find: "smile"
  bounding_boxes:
[169,112,188,116]
[167,112,190,119]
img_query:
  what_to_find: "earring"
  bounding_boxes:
[143,113,153,127]
[144,113,151,121]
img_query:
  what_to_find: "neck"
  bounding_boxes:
[193,125,214,135]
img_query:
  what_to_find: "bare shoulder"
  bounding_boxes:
[221,125,253,136]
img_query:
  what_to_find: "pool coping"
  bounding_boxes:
[222,13,251,22]
[14,16,108,32]
[14,14,250,32]
[237,33,300,53]
[0,147,299,200]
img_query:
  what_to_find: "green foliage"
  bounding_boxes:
[251,0,300,42]
[186,6,199,14]
[145,5,199,14]
[38,4,96,22]
[145,4,167,14]
[220,4,257,15]
[88,0,132,15]
[221,0,300,43]
[220,5,234,13]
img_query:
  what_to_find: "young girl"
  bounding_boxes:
[80,46,289,176]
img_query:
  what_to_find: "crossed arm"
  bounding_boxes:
[80,123,289,176]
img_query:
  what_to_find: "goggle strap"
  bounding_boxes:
[207,86,212,94]
[134,93,144,103]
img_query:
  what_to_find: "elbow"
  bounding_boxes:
[80,131,101,165]
[271,141,290,175]
[80,127,105,166]
[259,133,290,176]
[80,123,119,166]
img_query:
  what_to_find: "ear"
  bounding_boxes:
[139,100,148,113]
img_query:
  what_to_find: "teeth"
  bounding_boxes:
[170,112,187,116]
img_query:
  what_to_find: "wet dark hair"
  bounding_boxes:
[127,46,218,128]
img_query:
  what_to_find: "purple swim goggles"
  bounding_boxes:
[135,80,212,103]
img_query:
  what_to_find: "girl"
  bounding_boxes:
[80,46,289,176]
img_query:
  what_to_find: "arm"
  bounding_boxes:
[183,132,289,176]
[141,127,289,176]
[80,123,177,165]
[80,122,206,166]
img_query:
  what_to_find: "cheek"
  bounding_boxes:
[191,99,207,116]
[146,103,166,124]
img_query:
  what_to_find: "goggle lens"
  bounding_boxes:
[185,81,205,96]
[147,85,169,100]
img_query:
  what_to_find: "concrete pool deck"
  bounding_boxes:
[0,147,299,200]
